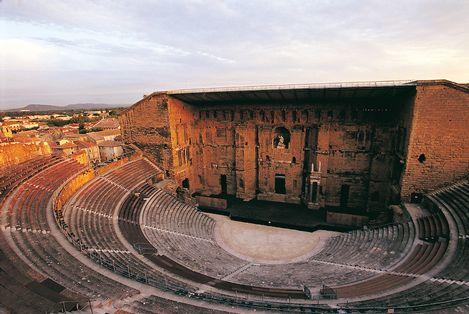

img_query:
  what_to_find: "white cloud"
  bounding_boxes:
[0,39,52,70]
[0,0,468,108]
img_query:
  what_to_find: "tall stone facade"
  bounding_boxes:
[400,82,469,199]
[120,80,468,214]
[187,101,405,213]
[119,94,173,171]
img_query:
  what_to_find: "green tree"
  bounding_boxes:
[78,123,87,134]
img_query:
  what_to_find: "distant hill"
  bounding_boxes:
[3,103,129,112]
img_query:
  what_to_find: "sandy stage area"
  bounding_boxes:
[209,213,341,265]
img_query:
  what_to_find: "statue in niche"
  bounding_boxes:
[274,134,286,149]
[273,127,290,149]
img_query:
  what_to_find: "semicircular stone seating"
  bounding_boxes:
[0,155,62,203]
[61,156,469,312]
[2,153,468,313]
[0,156,139,313]
[138,184,397,288]
[120,294,230,314]
[139,185,248,278]
[62,158,195,293]
[123,176,469,311]
[344,179,469,312]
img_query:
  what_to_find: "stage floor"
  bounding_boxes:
[209,213,340,264]
[199,197,355,232]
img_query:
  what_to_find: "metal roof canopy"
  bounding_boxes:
[166,80,417,105]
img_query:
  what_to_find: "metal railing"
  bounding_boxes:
[166,80,416,95]
[48,299,93,313]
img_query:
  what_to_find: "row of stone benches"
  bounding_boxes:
[347,180,468,310]
[120,294,230,314]
[63,160,195,293]
[125,184,376,290]
[333,239,448,299]
[141,187,215,240]
[139,185,247,278]
[4,159,84,231]
[313,221,415,269]
[417,212,449,242]
[5,155,460,311]
[64,160,467,312]
[0,158,138,313]
[0,155,61,206]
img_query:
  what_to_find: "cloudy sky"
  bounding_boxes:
[0,0,468,108]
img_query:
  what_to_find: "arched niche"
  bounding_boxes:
[273,127,291,149]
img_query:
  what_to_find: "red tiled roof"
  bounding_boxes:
[75,140,97,149]
[93,118,120,129]
[98,140,122,147]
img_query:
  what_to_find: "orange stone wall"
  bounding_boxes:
[400,84,469,200]
[167,97,196,186]
[119,94,173,171]
[119,81,468,213]
[55,168,95,210]
[0,141,52,168]
[189,101,404,211]
[121,97,407,211]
